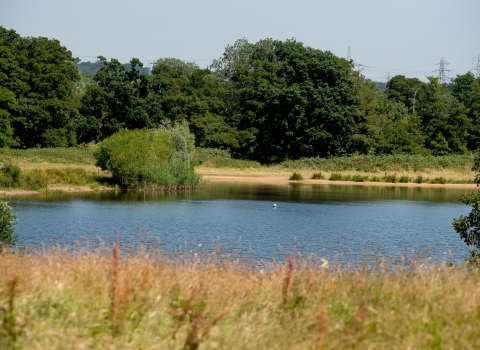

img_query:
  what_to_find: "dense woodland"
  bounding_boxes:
[1,26,480,163]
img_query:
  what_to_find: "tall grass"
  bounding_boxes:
[0,147,96,165]
[195,148,261,169]
[280,154,474,172]
[0,167,99,190]
[1,246,480,349]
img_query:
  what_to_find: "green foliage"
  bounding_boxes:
[280,154,473,173]
[453,153,480,262]
[419,77,469,155]
[399,176,410,183]
[329,173,344,181]
[384,174,397,183]
[79,57,163,143]
[352,73,427,155]
[0,165,97,190]
[453,192,480,252]
[94,125,200,189]
[0,201,17,250]
[414,175,423,183]
[386,75,425,113]
[430,177,447,184]
[289,172,303,180]
[450,73,480,151]
[0,163,21,188]
[214,38,357,163]
[151,58,235,150]
[311,172,324,179]
[195,148,261,169]
[0,147,95,165]
[0,26,80,148]
[190,113,238,149]
[351,174,368,182]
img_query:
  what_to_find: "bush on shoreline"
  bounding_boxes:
[95,124,201,189]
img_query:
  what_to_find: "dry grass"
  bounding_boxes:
[1,246,480,349]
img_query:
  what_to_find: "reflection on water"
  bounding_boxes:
[7,182,476,263]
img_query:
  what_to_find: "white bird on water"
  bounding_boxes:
[273,204,277,208]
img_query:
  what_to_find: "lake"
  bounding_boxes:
[7,182,476,264]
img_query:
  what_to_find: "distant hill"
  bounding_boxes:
[76,60,150,75]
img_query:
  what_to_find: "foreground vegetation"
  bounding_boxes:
[0,246,479,349]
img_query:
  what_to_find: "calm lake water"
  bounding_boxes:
[7,182,477,264]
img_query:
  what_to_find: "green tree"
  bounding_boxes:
[419,77,469,155]
[216,38,357,163]
[0,201,17,251]
[386,75,425,113]
[190,113,238,149]
[450,72,480,150]
[0,26,81,147]
[78,56,163,142]
[0,86,18,147]
[151,58,235,149]
[352,73,426,155]
[452,155,480,264]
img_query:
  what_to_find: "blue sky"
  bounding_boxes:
[1,0,479,82]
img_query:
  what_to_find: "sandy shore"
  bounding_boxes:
[196,168,479,189]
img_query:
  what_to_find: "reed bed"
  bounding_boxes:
[1,245,480,349]
[280,154,474,173]
[0,166,101,190]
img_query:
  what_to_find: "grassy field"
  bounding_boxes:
[0,246,479,349]
[196,149,476,184]
[0,147,96,166]
[0,148,110,191]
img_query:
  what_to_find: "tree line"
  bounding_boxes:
[1,26,479,163]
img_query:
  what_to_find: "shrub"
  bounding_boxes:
[399,175,410,183]
[415,175,423,184]
[0,163,21,188]
[329,173,343,181]
[94,124,201,189]
[289,172,303,180]
[453,154,480,264]
[384,174,397,183]
[311,173,324,179]
[0,201,18,251]
[351,174,367,182]
[370,176,381,182]
[430,177,447,184]
[453,192,480,264]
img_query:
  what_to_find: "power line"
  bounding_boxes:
[474,54,480,78]
[434,57,451,84]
